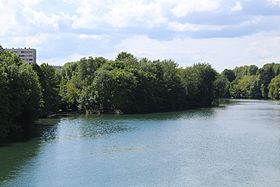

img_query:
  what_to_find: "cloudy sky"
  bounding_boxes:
[1,0,280,71]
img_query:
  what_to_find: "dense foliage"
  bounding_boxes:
[1,44,280,141]
[59,53,218,114]
[32,63,61,116]
[0,50,42,140]
[0,47,60,140]
[269,75,280,100]
[222,63,280,100]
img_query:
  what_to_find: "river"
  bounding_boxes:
[1,100,280,187]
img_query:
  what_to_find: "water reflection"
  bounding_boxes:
[0,140,40,183]
[1,100,280,187]
[40,117,131,143]
[39,108,217,143]
[92,108,216,121]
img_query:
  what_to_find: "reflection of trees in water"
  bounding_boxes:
[0,108,217,183]
[39,107,219,142]
[39,109,215,143]
[93,108,216,121]
[0,119,60,184]
[39,117,130,142]
[0,139,40,183]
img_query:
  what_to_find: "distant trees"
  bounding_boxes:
[229,75,261,99]
[258,63,280,99]
[233,65,258,77]
[269,75,280,100]
[221,63,280,100]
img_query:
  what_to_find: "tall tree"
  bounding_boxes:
[222,69,236,82]
[214,74,230,98]
[33,63,61,116]
[258,63,280,99]
[0,50,42,139]
[182,63,217,107]
[269,75,280,100]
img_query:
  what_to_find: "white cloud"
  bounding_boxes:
[0,1,20,36]
[78,34,106,40]
[168,21,225,32]
[2,0,280,70]
[171,0,222,18]
[40,52,116,66]
[231,1,242,12]
[269,0,280,6]
[71,0,167,28]
[0,0,69,37]
[4,33,56,48]
[71,0,222,29]
[116,33,280,71]
[39,53,86,65]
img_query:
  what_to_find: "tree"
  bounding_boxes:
[59,57,108,111]
[116,52,137,62]
[57,53,223,114]
[181,63,217,107]
[0,50,42,140]
[214,74,230,98]
[0,45,4,53]
[229,75,260,99]
[0,64,9,138]
[233,65,258,78]
[258,63,280,99]
[91,69,114,112]
[33,63,61,116]
[269,75,280,100]
[222,69,236,82]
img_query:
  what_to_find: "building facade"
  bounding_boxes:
[6,48,36,64]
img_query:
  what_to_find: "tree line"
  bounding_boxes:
[59,52,217,114]
[1,45,280,140]
[220,64,280,99]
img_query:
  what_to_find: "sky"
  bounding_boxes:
[1,0,280,71]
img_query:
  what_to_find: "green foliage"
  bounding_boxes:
[0,45,4,53]
[3,47,280,141]
[233,65,258,78]
[0,51,42,139]
[214,74,230,98]
[59,57,107,110]
[116,52,137,62]
[222,69,236,82]
[229,75,261,99]
[181,63,217,107]
[33,63,60,116]
[62,53,218,114]
[269,75,280,100]
[223,63,280,100]
[258,63,280,99]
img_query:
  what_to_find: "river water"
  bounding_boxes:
[1,100,280,187]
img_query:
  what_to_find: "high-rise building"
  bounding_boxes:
[6,48,36,64]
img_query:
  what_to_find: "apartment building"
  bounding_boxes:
[6,48,36,64]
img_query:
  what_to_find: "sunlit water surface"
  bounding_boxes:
[1,100,280,187]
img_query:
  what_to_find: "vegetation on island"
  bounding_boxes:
[0,44,280,141]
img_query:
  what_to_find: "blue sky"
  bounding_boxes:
[1,0,280,71]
